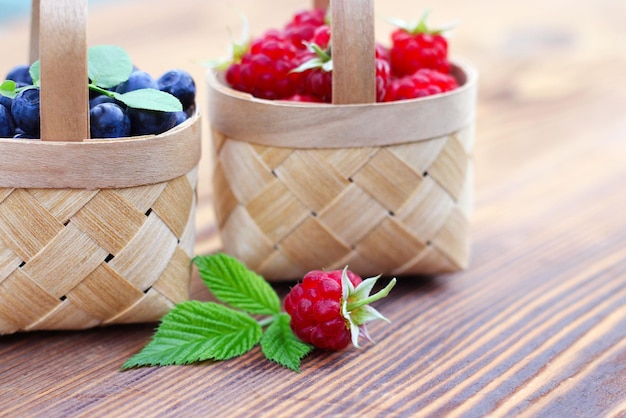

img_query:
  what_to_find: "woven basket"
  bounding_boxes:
[208,0,476,281]
[0,0,201,335]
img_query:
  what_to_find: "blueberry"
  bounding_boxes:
[0,82,29,113]
[0,94,12,112]
[11,88,40,136]
[157,69,196,111]
[5,64,33,85]
[90,103,131,139]
[89,94,120,109]
[115,70,158,94]
[13,129,39,140]
[128,108,176,136]
[174,110,188,126]
[0,104,15,138]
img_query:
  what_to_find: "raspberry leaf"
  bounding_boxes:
[122,301,262,369]
[88,45,134,89]
[193,253,281,316]
[260,313,313,372]
[113,89,183,112]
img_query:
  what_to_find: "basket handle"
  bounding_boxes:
[31,0,90,141]
[316,0,376,104]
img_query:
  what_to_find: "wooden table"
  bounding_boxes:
[1,0,625,416]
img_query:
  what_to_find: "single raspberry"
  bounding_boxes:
[225,35,303,100]
[383,68,458,101]
[284,9,326,49]
[311,24,331,50]
[375,42,390,61]
[388,11,452,77]
[284,268,396,351]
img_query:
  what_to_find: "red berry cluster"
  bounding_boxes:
[224,9,458,103]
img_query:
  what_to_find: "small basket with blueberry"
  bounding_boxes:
[0,0,201,335]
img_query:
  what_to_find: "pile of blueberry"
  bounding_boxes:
[0,65,196,139]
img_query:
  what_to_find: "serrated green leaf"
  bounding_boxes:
[261,313,313,372]
[113,89,182,112]
[88,45,134,88]
[193,254,281,316]
[121,301,262,369]
[0,80,17,98]
[29,61,40,86]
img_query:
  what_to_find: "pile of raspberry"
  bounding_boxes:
[224,9,458,103]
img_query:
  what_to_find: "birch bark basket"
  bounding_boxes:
[0,0,202,335]
[207,0,478,281]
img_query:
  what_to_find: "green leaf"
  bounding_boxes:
[193,253,281,316]
[0,80,17,98]
[121,301,262,369]
[88,45,134,88]
[113,89,182,112]
[29,61,40,86]
[261,313,313,372]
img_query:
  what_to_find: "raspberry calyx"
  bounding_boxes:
[388,10,455,37]
[341,268,396,348]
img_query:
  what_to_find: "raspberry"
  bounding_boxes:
[384,68,458,101]
[301,64,333,102]
[312,25,331,50]
[284,268,396,351]
[284,9,326,49]
[226,34,302,100]
[221,9,458,103]
[389,12,451,77]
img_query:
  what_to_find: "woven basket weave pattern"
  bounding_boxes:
[212,124,473,280]
[0,168,197,334]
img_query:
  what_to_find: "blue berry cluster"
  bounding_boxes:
[0,65,196,140]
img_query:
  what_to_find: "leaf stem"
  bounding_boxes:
[346,278,396,311]
[88,84,115,97]
[257,316,277,328]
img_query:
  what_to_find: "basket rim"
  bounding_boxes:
[0,109,202,189]
[207,60,477,149]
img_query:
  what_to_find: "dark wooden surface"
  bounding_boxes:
[1,0,626,416]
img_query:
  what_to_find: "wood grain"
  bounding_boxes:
[330,0,376,104]
[39,0,90,141]
[1,0,626,416]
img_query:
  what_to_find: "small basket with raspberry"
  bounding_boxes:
[0,0,201,335]
[207,0,477,280]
